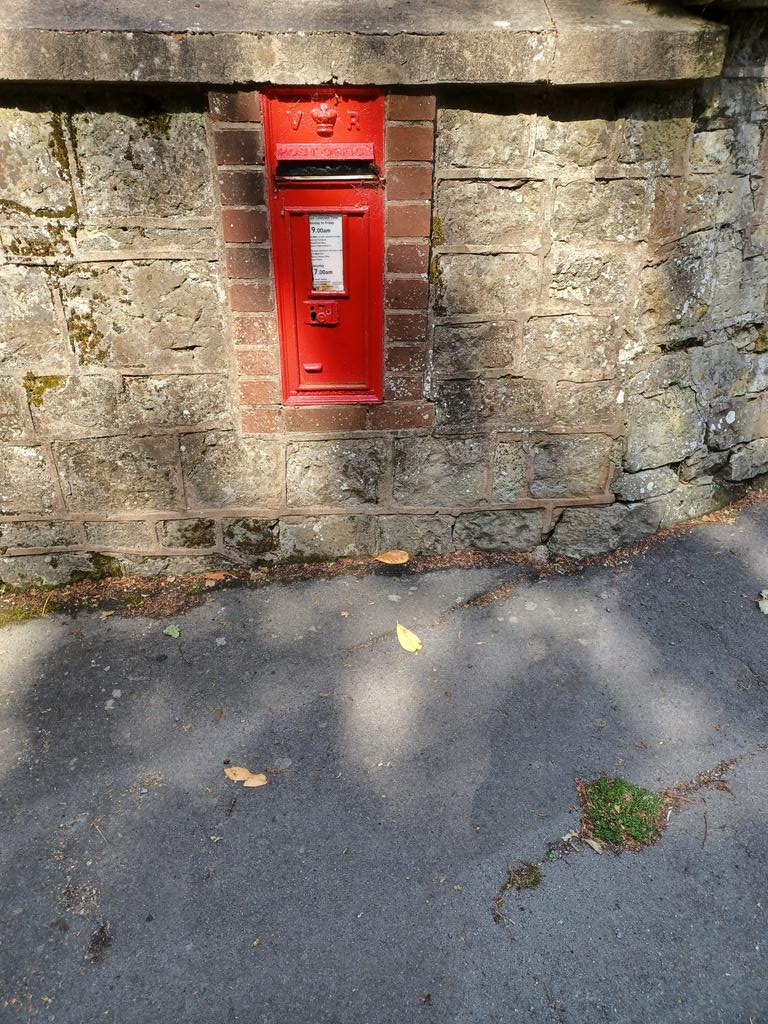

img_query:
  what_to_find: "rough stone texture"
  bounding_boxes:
[222,518,279,557]
[437,254,539,315]
[84,520,153,548]
[0,107,74,214]
[432,376,547,430]
[0,265,69,371]
[432,321,516,375]
[286,441,385,507]
[492,442,528,501]
[724,438,768,480]
[376,514,454,554]
[530,436,611,498]
[158,518,216,549]
[60,261,225,371]
[279,516,372,560]
[612,467,679,503]
[519,316,617,382]
[181,433,282,508]
[548,502,662,557]
[0,519,81,552]
[393,437,488,507]
[552,180,648,242]
[626,389,705,472]
[454,510,542,551]
[72,108,213,219]
[55,436,181,513]
[0,445,55,514]
[437,180,544,247]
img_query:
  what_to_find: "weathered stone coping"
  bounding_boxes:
[0,0,727,85]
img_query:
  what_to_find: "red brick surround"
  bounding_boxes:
[208,88,436,435]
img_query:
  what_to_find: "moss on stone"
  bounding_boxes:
[137,110,173,141]
[67,310,107,365]
[430,253,446,316]
[88,553,123,580]
[755,326,768,354]
[23,372,66,408]
[431,214,445,246]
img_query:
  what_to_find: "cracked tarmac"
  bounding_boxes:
[1,500,767,1023]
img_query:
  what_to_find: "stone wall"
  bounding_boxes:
[0,13,766,584]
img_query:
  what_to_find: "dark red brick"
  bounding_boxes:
[386,164,433,201]
[225,245,271,280]
[241,408,282,434]
[385,312,429,343]
[283,406,368,433]
[218,169,265,205]
[229,279,274,313]
[213,128,264,166]
[385,276,430,309]
[386,124,435,162]
[368,402,434,430]
[386,94,437,122]
[387,242,430,275]
[222,208,269,243]
[209,90,262,123]
[387,202,431,238]
[239,379,280,405]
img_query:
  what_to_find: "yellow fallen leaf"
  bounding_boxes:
[396,622,423,653]
[375,549,411,565]
[224,766,269,788]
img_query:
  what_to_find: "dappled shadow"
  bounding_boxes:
[1,500,767,1021]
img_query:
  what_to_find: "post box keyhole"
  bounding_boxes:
[304,300,339,326]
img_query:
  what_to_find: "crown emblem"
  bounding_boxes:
[311,102,337,137]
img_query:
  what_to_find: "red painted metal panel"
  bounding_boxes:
[262,88,385,404]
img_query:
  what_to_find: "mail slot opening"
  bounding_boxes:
[275,160,379,182]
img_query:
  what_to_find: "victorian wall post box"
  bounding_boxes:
[262,88,385,404]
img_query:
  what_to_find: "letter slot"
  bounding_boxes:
[263,89,384,404]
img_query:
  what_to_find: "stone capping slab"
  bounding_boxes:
[0,0,727,85]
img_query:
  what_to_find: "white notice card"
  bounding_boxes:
[309,214,344,292]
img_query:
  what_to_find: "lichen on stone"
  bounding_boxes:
[67,309,107,365]
[23,372,66,408]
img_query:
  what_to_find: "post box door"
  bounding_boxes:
[263,88,385,405]
[272,182,383,403]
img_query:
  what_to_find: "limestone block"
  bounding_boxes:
[28,374,120,437]
[746,353,768,393]
[678,446,728,482]
[519,315,617,382]
[0,376,28,439]
[734,122,762,175]
[547,246,631,306]
[617,108,692,176]
[681,175,752,235]
[432,321,517,375]
[492,441,528,501]
[433,377,546,429]
[0,445,55,514]
[436,108,531,167]
[691,343,749,402]
[0,108,74,215]
[628,352,692,397]
[55,436,182,512]
[74,225,217,257]
[640,232,716,333]
[625,387,705,470]
[158,518,216,548]
[223,518,279,556]
[552,180,648,242]
[0,265,70,372]
[454,510,542,551]
[182,432,282,507]
[651,479,730,527]
[72,108,214,218]
[548,502,662,558]
[437,253,539,315]
[710,230,768,321]
[84,521,154,548]
[393,436,488,506]
[436,180,544,247]
[376,514,454,554]
[724,438,768,481]
[689,129,735,171]
[530,436,611,498]
[548,381,622,431]
[286,440,385,507]
[534,115,613,167]
[707,395,768,449]
[0,520,81,553]
[60,261,226,371]
[612,467,679,502]
[0,553,94,587]
[0,220,75,259]
[280,516,373,560]
[118,554,233,577]
[121,374,232,429]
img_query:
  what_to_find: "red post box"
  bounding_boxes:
[262,88,385,404]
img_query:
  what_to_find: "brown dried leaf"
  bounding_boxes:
[224,765,269,788]
[583,837,604,854]
[375,549,411,565]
